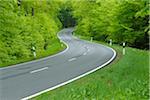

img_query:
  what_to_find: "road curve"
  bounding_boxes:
[0,28,116,100]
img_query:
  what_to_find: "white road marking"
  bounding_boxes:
[22,48,116,100]
[83,52,87,55]
[68,58,76,62]
[87,49,90,52]
[21,28,116,100]
[30,67,48,74]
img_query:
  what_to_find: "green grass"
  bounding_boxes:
[0,39,66,67]
[32,35,149,100]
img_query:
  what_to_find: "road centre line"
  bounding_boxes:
[83,52,87,55]
[21,28,116,100]
[68,58,76,62]
[30,67,48,74]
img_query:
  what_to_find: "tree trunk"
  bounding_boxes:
[32,7,34,16]
[17,0,21,6]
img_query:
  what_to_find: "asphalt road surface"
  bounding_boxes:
[0,28,116,100]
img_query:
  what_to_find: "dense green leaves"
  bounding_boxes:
[0,0,62,66]
[0,0,149,66]
[71,0,149,49]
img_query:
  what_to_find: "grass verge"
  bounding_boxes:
[0,39,66,68]
[32,35,149,100]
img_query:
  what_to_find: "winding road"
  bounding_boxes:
[0,28,116,100]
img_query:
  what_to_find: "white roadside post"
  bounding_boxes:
[91,37,93,42]
[123,42,126,55]
[32,46,36,58]
[109,39,112,46]
[60,40,63,47]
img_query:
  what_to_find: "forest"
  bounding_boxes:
[0,0,149,66]
[70,0,149,49]
[0,0,62,66]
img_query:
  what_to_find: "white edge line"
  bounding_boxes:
[21,34,116,100]
[22,49,116,100]
[30,67,48,74]
[0,30,69,70]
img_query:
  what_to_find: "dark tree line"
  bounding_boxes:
[58,2,76,28]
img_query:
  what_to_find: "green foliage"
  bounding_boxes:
[0,0,148,66]
[0,0,62,67]
[71,0,149,49]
